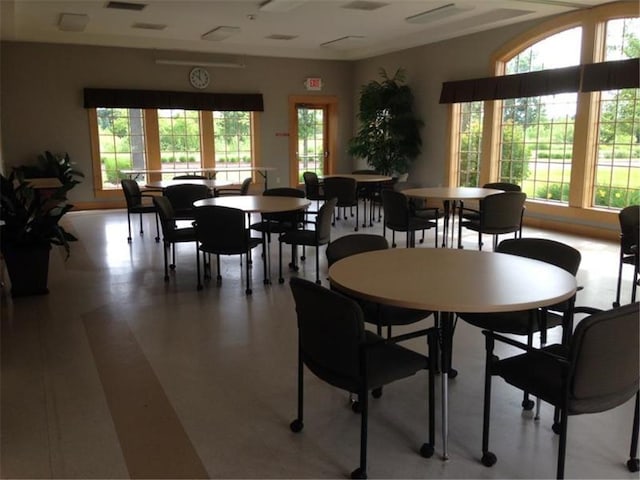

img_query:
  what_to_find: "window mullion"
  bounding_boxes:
[200,111,214,169]
[144,109,161,182]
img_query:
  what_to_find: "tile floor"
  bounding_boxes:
[1,205,638,479]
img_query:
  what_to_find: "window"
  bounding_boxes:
[593,17,640,208]
[90,109,258,194]
[447,2,638,227]
[457,101,484,187]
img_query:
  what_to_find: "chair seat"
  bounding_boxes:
[462,219,521,235]
[361,301,432,327]
[165,226,196,243]
[129,204,156,214]
[250,220,299,234]
[199,236,262,255]
[460,309,564,336]
[280,229,322,247]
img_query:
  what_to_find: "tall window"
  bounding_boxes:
[457,101,484,187]
[499,28,581,203]
[96,108,146,187]
[158,109,202,172]
[213,111,253,183]
[593,17,640,209]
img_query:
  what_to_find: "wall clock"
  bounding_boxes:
[189,67,210,89]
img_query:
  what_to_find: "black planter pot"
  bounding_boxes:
[2,244,51,298]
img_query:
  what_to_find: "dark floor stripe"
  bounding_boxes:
[84,313,209,479]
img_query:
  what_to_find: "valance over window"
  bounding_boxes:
[83,88,264,111]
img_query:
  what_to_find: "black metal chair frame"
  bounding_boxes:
[614,205,639,307]
[323,177,360,232]
[215,177,252,196]
[381,189,439,248]
[121,179,159,243]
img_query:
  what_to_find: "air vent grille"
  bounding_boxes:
[132,22,166,30]
[266,34,298,40]
[106,1,147,11]
[342,1,389,11]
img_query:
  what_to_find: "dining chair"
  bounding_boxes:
[278,197,337,285]
[289,277,437,479]
[460,182,523,233]
[458,237,582,418]
[193,205,265,295]
[323,177,359,231]
[162,183,211,220]
[479,302,639,479]
[302,171,326,208]
[613,205,639,307]
[153,196,197,282]
[459,191,526,250]
[381,189,439,248]
[120,179,160,243]
[215,177,252,196]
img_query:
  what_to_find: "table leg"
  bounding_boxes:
[442,201,450,248]
[440,311,455,460]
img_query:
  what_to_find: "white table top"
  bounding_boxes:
[121,166,276,175]
[322,174,392,183]
[193,195,311,213]
[402,187,503,201]
[145,179,232,190]
[328,248,577,313]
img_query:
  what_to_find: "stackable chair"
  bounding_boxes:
[215,177,252,196]
[613,205,639,307]
[302,171,326,209]
[381,189,439,248]
[459,191,526,250]
[479,302,639,479]
[162,183,210,220]
[289,277,437,479]
[278,198,337,285]
[458,237,582,418]
[120,179,159,243]
[250,187,305,244]
[323,177,359,231]
[193,205,265,295]
[153,196,197,282]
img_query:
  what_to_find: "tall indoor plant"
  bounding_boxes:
[348,68,423,176]
[0,152,81,297]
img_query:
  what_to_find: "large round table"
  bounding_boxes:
[328,247,577,460]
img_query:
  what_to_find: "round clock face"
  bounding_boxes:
[189,67,210,89]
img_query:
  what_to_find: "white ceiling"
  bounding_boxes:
[0,0,615,61]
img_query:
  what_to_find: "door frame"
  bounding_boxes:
[288,95,338,187]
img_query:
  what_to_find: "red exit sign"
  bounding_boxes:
[305,77,323,91]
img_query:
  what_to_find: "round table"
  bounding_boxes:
[328,247,577,460]
[145,179,232,191]
[402,187,503,248]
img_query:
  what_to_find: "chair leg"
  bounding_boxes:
[138,212,144,236]
[163,241,170,281]
[351,386,369,479]
[154,211,160,242]
[420,330,437,458]
[170,243,176,270]
[245,252,252,295]
[354,203,359,232]
[126,211,133,243]
[481,334,497,467]
[278,240,284,284]
[614,249,624,307]
[628,392,640,472]
[315,245,320,285]
[556,408,569,479]
[216,255,222,286]
[290,348,304,433]
[196,247,203,290]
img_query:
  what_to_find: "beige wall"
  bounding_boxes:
[0,42,355,207]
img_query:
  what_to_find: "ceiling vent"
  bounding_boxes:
[259,0,308,12]
[406,3,473,24]
[202,26,241,41]
[58,13,89,32]
[132,22,166,30]
[342,1,389,11]
[105,1,147,11]
[321,35,366,50]
[266,34,298,40]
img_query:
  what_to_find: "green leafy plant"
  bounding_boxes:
[14,150,84,196]
[348,68,423,176]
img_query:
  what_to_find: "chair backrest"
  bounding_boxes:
[618,205,639,254]
[153,195,176,235]
[121,179,142,208]
[568,302,639,414]
[239,177,252,195]
[302,171,321,198]
[262,187,306,222]
[483,182,521,192]
[326,234,389,267]
[381,189,410,230]
[289,277,365,387]
[173,174,206,179]
[263,187,305,198]
[193,205,249,253]
[316,198,338,244]
[163,184,210,215]
[479,191,526,230]
[496,238,581,276]
[323,177,357,206]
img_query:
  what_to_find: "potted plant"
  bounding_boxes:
[348,68,423,177]
[1,153,81,297]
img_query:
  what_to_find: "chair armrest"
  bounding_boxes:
[483,330,569,363]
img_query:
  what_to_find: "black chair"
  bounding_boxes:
[289,277,437,479]
[250,187,305,242]
[461,182,524,234]
[323,177,359,231]
[162,183,211,220]
[381,189,438,248]
[480,302,639,479]
[614,205,639,307]
[459,191,526,250]
[193,205,265,295]
[458,237,582,417]
[326,234,435,339]
[302,171,326,207]
[120,179,159,243]
[215,177,252,196]
[278,197,337,285]
[153,196,197,282]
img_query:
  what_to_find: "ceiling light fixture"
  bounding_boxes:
[201,26,241,41]
[154,59,246,68]
[405,3,473,24]
[321,36,366,50]
[259,0,308,12]
[58,13,89,32]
